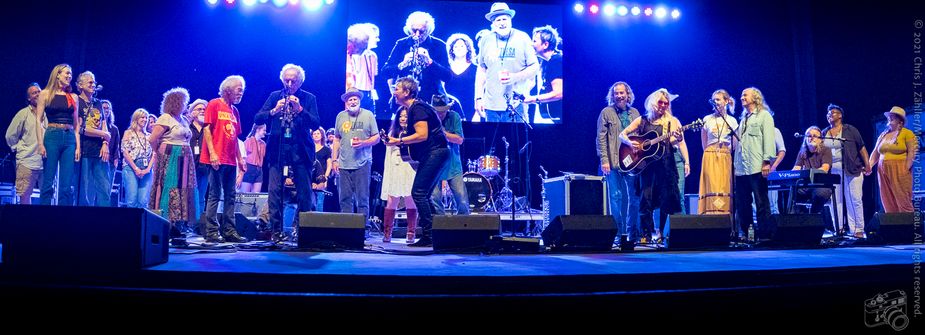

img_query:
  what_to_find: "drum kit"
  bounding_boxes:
[461,156,500,211]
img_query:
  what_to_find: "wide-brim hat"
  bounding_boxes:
[884,106,906,120]
[341,87,364,102]
[431,94,456,112]
[485,2,516,21]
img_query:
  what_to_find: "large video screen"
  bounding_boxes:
[346,1,563,124]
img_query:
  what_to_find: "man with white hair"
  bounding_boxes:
[76,71,111,206]
[474,2,539,123]
[255,64,321,242]
[200,75,249,243]
[381,11,451,118]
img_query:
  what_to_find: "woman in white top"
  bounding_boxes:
[698,89,738,215]
[379,108,418,243]
[148,88,198,235]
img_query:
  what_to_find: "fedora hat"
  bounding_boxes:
[485,2,516,21]
[884,106,906,120]
[341,87,364,102]
[431,94,456,112]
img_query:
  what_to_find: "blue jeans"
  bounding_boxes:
[313,191,325,211]
[673,150,686,214]
[195,163,210,221]
[122,164,152,208]
[411,147,450,241]
[337,164,371,220]
[606,170,641,241]
[431,173,470,215]
[484,106,526,123]
[40,127,77,205]
[79,156,111,207]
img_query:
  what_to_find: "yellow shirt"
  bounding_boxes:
[878,128,916,161]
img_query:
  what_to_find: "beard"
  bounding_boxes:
[348,105,360,113]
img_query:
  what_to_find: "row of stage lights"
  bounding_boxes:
[206,0,335,10]
[574,2,681,20]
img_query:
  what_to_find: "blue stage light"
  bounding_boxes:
[207,0,219,5]
[242,0,257,6]
[630,6,641,16]
[603,4,616,16]
[671,9,681,19]
[324,0,334,4]
[573,3,584,14]
[272,0,287,7]
[617,5,628,16]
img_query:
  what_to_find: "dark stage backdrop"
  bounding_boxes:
[1,0,921,221]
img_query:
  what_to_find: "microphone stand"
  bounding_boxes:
[717,109,742,244]
[818,134,850,238]
[275,83,293,241]
[505,95,533,236]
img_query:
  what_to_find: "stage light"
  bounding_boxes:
[225,0,235,5]
[303,0,322,11]
[324,0,334,4]
[603,4,616,16]
[644,7,653,16]
[630,6,641,16]
[289,0,299,6]
[617,5,628,16]
[671,9,681,19]
[207,0,219,5]
[573,3,584,14]
[655,7,667,18]
[589,4,599,14]
[242,0,257,6]
[259,0,269,3]
[272,0,287,7]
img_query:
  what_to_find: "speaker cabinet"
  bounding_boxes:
[665,214,731,249]
[541,215,617,252]
[297,212,366,249]
[866,212,923,245]
[0,205,168,272]
[769,214,825,247]
[432,215,500,252]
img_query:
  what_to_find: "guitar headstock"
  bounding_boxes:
[686,118,705,131]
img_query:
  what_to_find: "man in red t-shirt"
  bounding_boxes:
[200,75,248,243]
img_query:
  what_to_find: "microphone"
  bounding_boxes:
[794,132,803,138]
[519,141,531,154]
[501,136,508,146]
[94,84,103,91]
[539,165,548,175]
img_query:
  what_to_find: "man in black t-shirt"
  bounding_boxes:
[382,76,449,247]
[524,25,563,124]
[792,126,833,215]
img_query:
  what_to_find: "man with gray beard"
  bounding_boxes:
[331,87,380,226]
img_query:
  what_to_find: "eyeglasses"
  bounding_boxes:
[657,101,670,106]
[410,27,426,34]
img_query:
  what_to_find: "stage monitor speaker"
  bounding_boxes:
[0,205,168,272]
[769,214,825,247]
[866,212,923,245]
[665,214,731,249]
[432,214,500,252]
[298,212,365,250]
[541,215,617,252]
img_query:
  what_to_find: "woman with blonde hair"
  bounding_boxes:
[121,109,155,208]
[869,107,916,213]
[148,88,199,239]
[698,89,737,214]
[35,64,81,205]
[619,88,686,244]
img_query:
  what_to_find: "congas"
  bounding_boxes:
[477,155,501,177]
[462,172,492,211]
